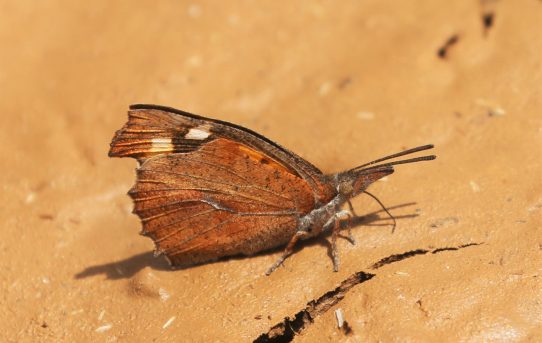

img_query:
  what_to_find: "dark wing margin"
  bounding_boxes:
[128,104,321,174]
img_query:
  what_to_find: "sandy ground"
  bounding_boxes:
[1,1,541,342]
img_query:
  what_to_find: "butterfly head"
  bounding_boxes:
[334,144,437,200]
[335,166,394,198]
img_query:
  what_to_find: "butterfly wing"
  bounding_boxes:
[110,104,333,203]
[109,105,336,266]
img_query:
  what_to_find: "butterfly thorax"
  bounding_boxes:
[299,193,345,238]
[299,170,385,238]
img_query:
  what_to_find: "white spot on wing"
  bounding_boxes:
[150,138,173,152]
[185,125,211,140]
[151,138,172,144]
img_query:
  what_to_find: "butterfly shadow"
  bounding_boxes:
[74,251,171,280]
[74,202,418,280]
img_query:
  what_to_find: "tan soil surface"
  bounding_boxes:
[1,1,541,342]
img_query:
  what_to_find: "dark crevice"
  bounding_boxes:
[437,34,460,59]
[372,242,481,269]
[480,0,498,36]
[254,243,482,342]
[482,12,495,35]
[371,249,429,269]
[432,242,481,254]
[254,272,375,343]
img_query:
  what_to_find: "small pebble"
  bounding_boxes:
[470,181,480,193]
[356,111,375,120]
[95,324,112,333]
[162,316,176,329]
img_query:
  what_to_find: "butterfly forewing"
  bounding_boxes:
[110,105,335,204]
[110,106,337,266]
[108,108,212,160]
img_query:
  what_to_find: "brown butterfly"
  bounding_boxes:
[109,105,435,275]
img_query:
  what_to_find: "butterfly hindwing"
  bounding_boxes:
[130,138,316,266]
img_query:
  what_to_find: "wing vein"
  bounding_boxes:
[152,208,218,243]
[143,189,285,210]
[138,199,209,222]
[144,160,293,202]
[168,218,236,255]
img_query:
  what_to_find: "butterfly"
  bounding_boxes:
[109,104,436,275]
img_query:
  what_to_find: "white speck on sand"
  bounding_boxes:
[488,107,506,117]
[187,55,202,67]
[335,309,344,328]
[188,4,202,18]
[25,192,36,204]
[228,14,239,25]
[159,288,170,302]
[470,181,481,193]
[356,111,375,120]
[95,324,112,333]
[319,82,331,95]
[162,316,176,329]
[475,98,506,117]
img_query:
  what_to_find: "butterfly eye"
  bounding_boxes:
[337,178,354,195]
[352,177,369,195]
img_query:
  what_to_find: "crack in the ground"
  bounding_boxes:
[480,0,498,36]
[370,248,428,269]
[371,242,481,269]
[254,242,481,342]
[254,272,375,343]
[482,12,495,34]
[437,34,460,59]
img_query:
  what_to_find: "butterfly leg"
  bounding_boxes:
[331,210,353,272]
[346,200,357,245]
[331,219,341,272]
[266,230,309,275]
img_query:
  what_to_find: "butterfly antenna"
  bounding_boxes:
[364,155,436,172]
[363,190,397,233]
[352,144,434,171]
